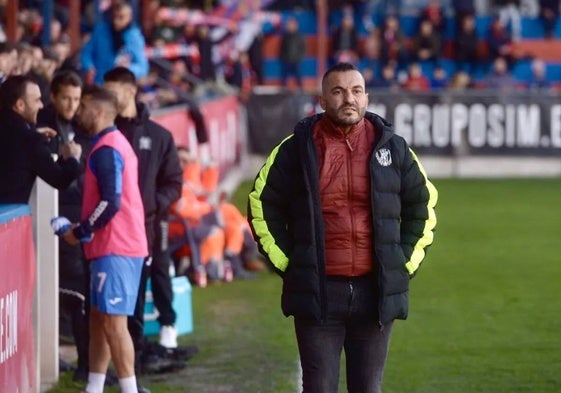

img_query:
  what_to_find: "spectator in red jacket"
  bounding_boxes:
[402,62,431,91]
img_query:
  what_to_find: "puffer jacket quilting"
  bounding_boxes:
[248,112,438,325]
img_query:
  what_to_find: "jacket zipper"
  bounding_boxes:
[346,136,356,275]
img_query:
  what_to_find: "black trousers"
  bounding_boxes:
[128,219,176,367]
[151,220,175,326]
[59,236,89,372]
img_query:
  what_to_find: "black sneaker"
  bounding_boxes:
[144,340,200,361]
[167,344,200,361]
[140,354,187,374]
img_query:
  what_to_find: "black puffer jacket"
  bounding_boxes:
[248,112,438,325]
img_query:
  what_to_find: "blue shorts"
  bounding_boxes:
[90,255,143,315]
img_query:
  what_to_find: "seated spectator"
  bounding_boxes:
[379,15,408,69]
[81,1,149,84]
[412,19,442,66]
[430,66,449,89]
[452,0,476,33]
[539,0,559,39]
[14,43,35,76]
[448,71,474,90]
[159,60,194,105]
[370,62,400,90]
[169,147,229,287]
[169,147,259,285]
[455,14,480,73]
[32,47,60,105]
[361,27,381,64]
[50,35,80,73]
[421,0,447,35]
[217,192,259,280]
[402,62,431,91]
[527,58,551,90]
[362,66,377,88]
[224,51,253,100]
[331,13,359,64]
[487,16,516,66]
[0,42,18,82]
[480,56,518,89]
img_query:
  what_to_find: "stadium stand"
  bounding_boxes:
[260,9,561,89]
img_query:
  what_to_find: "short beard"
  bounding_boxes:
[326,106,364,126]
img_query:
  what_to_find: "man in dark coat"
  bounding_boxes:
[279,16,306,88]
[0,75,82,204]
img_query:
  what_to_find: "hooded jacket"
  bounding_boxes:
[248,112,438,325]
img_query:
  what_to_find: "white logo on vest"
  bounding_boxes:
[375,148,392,167]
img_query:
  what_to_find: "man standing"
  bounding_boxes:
[0,75,82,203]
[81,1,149,85]
[248,63,438,393]
[279,16,306,89]
[62,85,147,393]
[37,70,94,381]
[103,67,193,378]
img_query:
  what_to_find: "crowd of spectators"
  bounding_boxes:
[0,0,559,110]
[329,0,560,92]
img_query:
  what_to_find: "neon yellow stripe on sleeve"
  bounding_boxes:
[405,149,438,275]
[248,135,293,272]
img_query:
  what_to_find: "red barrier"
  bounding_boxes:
[152,95,244,176]
[0,207,36,393]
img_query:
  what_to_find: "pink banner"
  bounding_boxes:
[0,211,36,393]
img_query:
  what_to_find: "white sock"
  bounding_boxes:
[85,372,106,393]
[119,375,138,393]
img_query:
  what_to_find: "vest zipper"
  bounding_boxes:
[346,137,356,275]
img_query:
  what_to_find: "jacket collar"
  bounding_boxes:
[317,114,366,139]
[1,108,34,132]
[295,111,395,147]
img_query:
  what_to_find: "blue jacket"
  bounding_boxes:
[81,20,149,84]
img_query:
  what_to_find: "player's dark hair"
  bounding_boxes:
[322,62,359,82]
[51,70,83,96]
[82,85,118,113]
[103,66,136,86]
